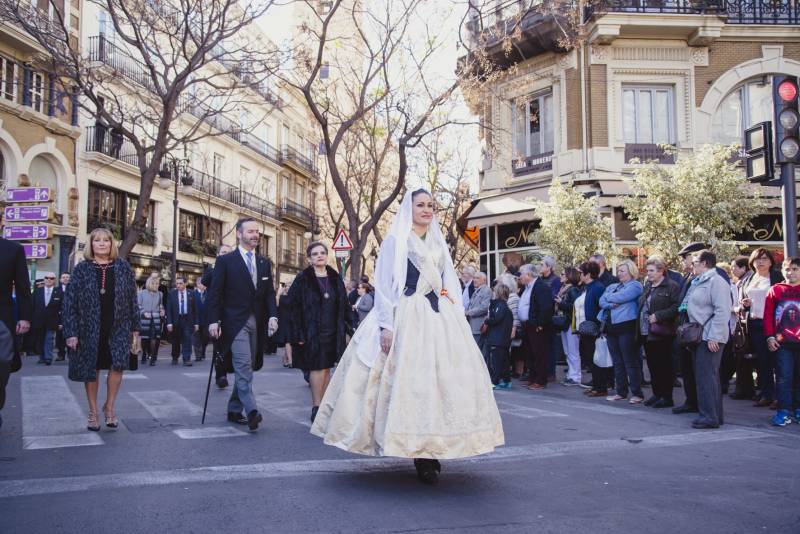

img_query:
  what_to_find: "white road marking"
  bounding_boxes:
[496,401,568,420]
[181,372,209,378]
[21,376,104,450]
[255,391,312,428]
[173,426,249,439]
[129,390,203,419]
[0,429,766,498]
[122,374,148,380]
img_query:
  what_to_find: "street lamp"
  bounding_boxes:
[160,157,193,286]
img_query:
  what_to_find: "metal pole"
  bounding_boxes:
[781,162,798,257]
[171,165,179,287]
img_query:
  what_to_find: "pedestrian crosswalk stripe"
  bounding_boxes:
[0,429,767,498]
[255,391,311,428]
[173,426,249,439]
[129,390,203,420]
[123,374,148,380]
[496,401,568,420]
[182,372,209,378]
[22,434,104,450]
[21,376,105,450]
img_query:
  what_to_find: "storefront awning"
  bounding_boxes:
[466,188,545,227]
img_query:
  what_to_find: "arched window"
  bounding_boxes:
[712,77,773,146]
[29,154,58,203]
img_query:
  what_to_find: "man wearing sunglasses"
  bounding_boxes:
[32,272,62,366]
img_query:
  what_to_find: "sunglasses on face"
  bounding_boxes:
[44,277,55,280]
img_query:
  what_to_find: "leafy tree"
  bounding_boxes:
[623,144,765,263]
[530,180,613,267]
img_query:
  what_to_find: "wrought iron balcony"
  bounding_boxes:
[463,0,574,70]
[280,145,319,178]
[586,0,799,24]
[281,198,314,228]
[84,125,141,167]
[88,35,155,91]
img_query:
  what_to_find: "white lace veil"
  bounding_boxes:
[352,188,463,368]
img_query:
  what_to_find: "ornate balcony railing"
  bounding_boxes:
[586,0,800,24]
[84,125,142,167]
[88,35,155,91]
[281,198,314,228]
[280,145,319,178]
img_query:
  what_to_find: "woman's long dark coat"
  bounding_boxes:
[62,258,139,382]
[286,265,351,366]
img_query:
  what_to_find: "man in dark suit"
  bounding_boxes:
[591,254,619,287]
[0,237,32,429]
[166,275,199,366]
[193,279,209,362]
[518,263,554,389]
[202,243,232,388]
[31,272,62,365]
[54,272,70,360]
[207,217,278,431]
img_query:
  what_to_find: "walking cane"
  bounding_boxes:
[201,341,220,425]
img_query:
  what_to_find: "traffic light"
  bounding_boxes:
[744,121,773,183]
[773,75,800,164]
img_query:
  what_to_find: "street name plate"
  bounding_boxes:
[3,224,51,240]
[335,250,350,258]
[5,187,52,203]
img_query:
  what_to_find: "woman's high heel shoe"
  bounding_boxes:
[103,406,119,429]
[87,412,100,432]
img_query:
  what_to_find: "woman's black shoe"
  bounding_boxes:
[414,459,441,485]
[311,406,319,423]
[141,354,147,364]
[149,358,156,366]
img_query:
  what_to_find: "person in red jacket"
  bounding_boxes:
[763,257,800,427]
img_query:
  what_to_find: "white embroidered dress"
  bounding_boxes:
[310,228,504,459]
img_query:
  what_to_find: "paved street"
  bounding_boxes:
[1,349,798,534]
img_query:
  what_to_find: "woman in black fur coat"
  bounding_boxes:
[287,242,351,422]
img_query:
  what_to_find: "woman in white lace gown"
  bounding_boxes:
[311,189,504,484]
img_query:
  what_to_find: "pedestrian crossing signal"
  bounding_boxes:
[744,121,774,183]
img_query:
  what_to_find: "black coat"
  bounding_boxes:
[274,294,291,345]
[287,266,351,365]
[165,289,199,327]
[519,277,554,328]
[206,248,278,371]
[32,286,63,332]
[485,298,513,348]
[62,259,139,382]
[0,238,32,374]
[637,277,681,342]
[557,285,581,323]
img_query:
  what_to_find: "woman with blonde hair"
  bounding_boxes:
[599,259,644,403]
[62,227,139,431]
[138,274,164,366]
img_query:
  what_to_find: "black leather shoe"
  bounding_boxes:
[216,376,228,389]
[652,398,674,408]
[227,412,248,425]
[55,356,65,361]
[149,358,156,366]
[310,406,319,423]
[643,396,660,407]
[171,359,178,366]
[413,459,441,485]
[672,404,698,414]
[692,421,719,429]
[183,361,193,367]
[247,410,262,431]
[141,354,148,364]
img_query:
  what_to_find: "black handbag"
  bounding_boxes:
[578,320,600,337]
[649,320,676,337]
[677,316,713,348]
[552,313,569,332]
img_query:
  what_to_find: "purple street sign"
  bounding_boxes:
[5,187,52,203]
[22,243,51,259]
[3,205,51,222]
[2,224,50,240]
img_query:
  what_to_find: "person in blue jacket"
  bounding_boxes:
[484,283,514,389]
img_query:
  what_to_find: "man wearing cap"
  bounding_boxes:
[672,242,731,415]
[31,272,62,366]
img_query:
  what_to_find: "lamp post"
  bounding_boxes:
[160,157,193,286]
